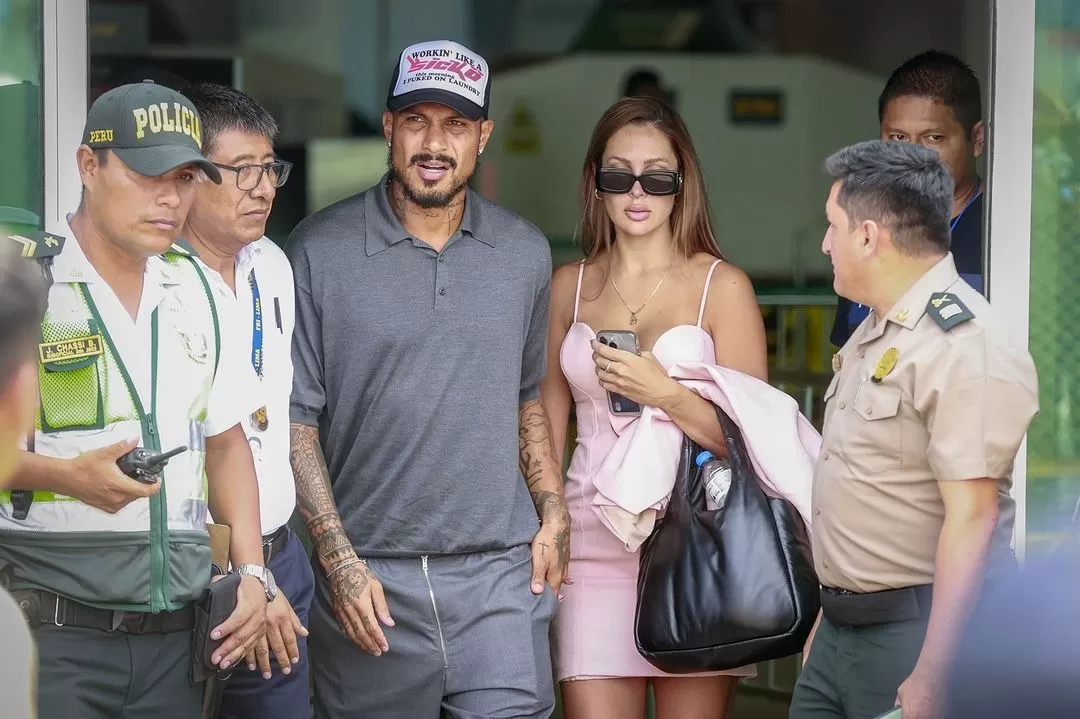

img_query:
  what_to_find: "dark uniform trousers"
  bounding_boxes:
[218,528,315,719]
[789,586,931,719]
[35,623,201,719]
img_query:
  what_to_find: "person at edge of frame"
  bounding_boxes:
[790,139,1038,719]
[179,81,314,719]
[286,39,569,719]
[0,242,50,719]
[831,50,986,348]
[0,80,271,719]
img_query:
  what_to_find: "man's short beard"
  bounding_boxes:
[387,151,478,209]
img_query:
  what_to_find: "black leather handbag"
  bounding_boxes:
[634,405,820,673]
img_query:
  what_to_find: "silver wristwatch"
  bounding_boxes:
[235,564,278,602]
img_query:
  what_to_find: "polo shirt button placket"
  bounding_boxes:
[435,252,449,304]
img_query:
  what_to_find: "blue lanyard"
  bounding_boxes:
[248,268,264,379]
[950,182,982,234]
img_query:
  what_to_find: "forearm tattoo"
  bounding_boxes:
[290,423,355,570]
[518,400,570,530]
[518,399,556,494]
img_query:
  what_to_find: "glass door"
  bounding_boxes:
[0,0,87,237]
[0,0,45,236]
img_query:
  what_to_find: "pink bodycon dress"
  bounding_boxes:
[552,258,757,682]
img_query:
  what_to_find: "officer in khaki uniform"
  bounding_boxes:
[790,140,1039,719]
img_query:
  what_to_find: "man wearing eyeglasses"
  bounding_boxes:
[180,83,311,719]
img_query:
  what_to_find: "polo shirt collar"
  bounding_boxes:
[365,173,495,256]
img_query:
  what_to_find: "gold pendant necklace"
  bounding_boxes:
[611,266,671,326]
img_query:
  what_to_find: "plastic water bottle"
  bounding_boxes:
[695,450,732,511]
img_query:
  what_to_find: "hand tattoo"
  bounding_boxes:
[533,489,570,572]
[328,561,372,609]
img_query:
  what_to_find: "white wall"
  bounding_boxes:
[341,0,473,122]
[483,54,883,279]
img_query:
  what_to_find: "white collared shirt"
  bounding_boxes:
[47,221,255,441]
[200,237,297,535]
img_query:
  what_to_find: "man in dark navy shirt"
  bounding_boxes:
[831,50,986,347]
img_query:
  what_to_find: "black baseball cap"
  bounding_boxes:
[82,80,222,184]
[386,40,491,121]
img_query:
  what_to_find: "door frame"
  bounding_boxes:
[987,0,1035,559]
[43,0,88,233]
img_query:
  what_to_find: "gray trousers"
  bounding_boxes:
[34,624,201,719]
[310,544,557,719]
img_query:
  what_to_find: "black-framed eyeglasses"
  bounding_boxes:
[212,160,293,191]
[596,168,681,196]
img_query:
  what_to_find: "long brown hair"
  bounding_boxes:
[577,97,724,262]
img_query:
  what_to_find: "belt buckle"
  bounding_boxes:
[110,610,144,633]
[262,537,274,564]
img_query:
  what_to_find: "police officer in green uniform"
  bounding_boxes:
[0,81,272,719]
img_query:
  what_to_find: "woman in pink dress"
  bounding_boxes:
[539,97,769,718]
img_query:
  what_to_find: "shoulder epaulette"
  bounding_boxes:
[5,231,64,260]
[927,292,974,332]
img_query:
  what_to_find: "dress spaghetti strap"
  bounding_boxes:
[573,259,586,323]
[696,259,723,327]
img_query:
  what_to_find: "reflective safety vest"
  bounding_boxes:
[0,240,222,613]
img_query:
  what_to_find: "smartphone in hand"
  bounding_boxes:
[596,330,643,416]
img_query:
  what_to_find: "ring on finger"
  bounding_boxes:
[605,360,613,372]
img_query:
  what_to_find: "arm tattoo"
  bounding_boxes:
[290,422,356,571]
[519,400,569,523]
[518,399,555,493]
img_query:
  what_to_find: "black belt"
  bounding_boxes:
[12,589,194,634]
[820,584,933,628]
[263,524,291,564]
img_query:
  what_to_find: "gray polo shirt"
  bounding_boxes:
[287,175,552,557]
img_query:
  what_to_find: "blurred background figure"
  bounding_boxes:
[945,545,1080,718]
[0,240,49,719]
[621,67,677,108]
[0,242,45,484]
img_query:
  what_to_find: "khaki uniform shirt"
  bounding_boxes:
[813,254,1039,593]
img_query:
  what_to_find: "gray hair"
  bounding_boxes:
[824,139,954,256]
[0,243,48,386]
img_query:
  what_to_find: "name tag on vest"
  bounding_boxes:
[39,335,104,363]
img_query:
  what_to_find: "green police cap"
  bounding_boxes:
[82,80,222,184]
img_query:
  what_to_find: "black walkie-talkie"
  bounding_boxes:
[116,446,187,484]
